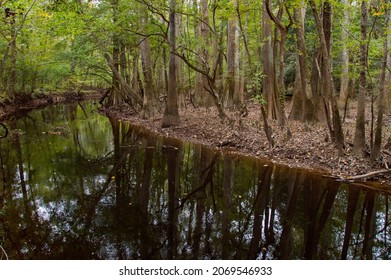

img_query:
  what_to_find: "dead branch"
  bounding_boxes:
[347,169,391,181]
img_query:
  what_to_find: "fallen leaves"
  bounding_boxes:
[101,99,391,186]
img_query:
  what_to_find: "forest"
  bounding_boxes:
[1,0,391,181]
[2,0,391,261]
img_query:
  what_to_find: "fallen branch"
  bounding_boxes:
[347,169,391,180]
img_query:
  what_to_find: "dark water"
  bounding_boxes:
[0,102,390,260]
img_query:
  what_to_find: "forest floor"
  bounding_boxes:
[102,97,391,189]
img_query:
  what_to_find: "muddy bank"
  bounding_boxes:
[100,100,391,188]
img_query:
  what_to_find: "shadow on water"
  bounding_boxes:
[0,101,390,260]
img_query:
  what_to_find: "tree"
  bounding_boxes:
[353,0,368,157]
[193,0,212,106]
[309,0,344,153]
[264,0,293,126]
[289,3,316,122]
[140,6,155,119]
[339,0,350,112]
[0,0,37,98]
[226,16,239,109]
[162,0,180,127]
[371,5,390,161]
[262,0,279,121]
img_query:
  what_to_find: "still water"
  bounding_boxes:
[0,102,390,260]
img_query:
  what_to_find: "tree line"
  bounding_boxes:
[1,0,390,161]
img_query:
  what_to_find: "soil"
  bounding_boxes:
[100,98,391,188]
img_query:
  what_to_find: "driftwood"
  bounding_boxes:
[346,169,391,181]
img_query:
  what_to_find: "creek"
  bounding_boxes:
[0,101,390,259]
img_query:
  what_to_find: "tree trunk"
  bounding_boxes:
[131,53,142,98]
[235,0,274,146]
[387,22,391,113]
[353,0,367,157]
[226,18,238,109]
[109,0,122,106]
[262,1,278,120]
[176,12,186,109]
[371,9,389,161]
[289,4,315,122]
[140,11,155,119]
[309,0,344,153]
[235,22,242,105]
[162,0,180,127]
[339,0,350,110]
[193,2,204,105]
[8,20,17,98]
[265,0,288,126]
[105,54,142,107]
[194,0,211,107]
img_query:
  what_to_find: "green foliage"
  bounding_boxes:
[249,72,266,105]
[0,0,389,103]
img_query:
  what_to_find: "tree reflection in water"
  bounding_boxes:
[0,102,390,259]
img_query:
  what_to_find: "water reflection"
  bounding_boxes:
[0,102,390,259]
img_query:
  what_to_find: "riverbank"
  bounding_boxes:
[101,99,391,188]
[2,93,391,187]
[0,90,102,120]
